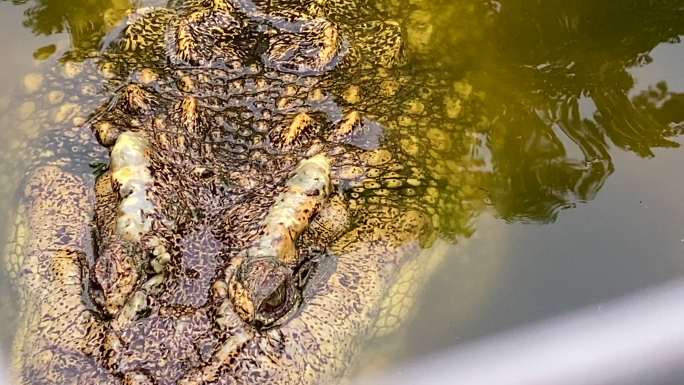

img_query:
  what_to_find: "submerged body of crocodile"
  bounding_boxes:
[6,0,485,384]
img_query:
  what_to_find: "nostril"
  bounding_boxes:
[252,319,265,330]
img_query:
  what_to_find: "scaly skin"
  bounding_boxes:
[7,0,488,384]
[11,165,436,385]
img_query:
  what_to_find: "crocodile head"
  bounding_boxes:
[7,1,486,384]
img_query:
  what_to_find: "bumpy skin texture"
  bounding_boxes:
[8,0,485,384]
[10,167,117,384]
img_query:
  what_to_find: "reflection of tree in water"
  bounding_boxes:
[632,81,684,130]
[2,0,130,61]
[479,0,684,223]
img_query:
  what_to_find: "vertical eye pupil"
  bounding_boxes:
[262,282,287,311]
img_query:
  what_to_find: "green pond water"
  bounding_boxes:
[0,0,683,382]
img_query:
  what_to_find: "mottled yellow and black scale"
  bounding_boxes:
[7,0,490,384]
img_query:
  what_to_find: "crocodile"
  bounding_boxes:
[5,0,487,384]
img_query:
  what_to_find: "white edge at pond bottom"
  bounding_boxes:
[2,281,684,384]
[359,279,684,385]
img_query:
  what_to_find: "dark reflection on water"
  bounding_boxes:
[389,0,684,371]
[474,0,684,223]
[1,0,130,61]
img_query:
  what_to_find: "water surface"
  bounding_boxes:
[1,0,683,381]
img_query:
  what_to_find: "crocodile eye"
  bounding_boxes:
[252,279,301,330]
[230,259,303,329]
[260,281,287,314]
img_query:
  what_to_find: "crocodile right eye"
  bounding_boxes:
[229,258,302,330]
[253,273,303,330]
[258,281,289,317]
